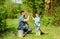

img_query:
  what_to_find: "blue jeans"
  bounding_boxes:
[18,26,32,33]
[35,26,40,32]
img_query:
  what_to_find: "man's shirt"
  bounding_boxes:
[18,16,25,30]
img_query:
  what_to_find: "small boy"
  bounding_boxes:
[32,12,40,36]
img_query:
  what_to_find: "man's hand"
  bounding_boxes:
[28,15,30,18]
[24,15,30,22]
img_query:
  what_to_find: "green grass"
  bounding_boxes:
[2,19,60,39]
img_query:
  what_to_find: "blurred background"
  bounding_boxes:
[0,0,60,39]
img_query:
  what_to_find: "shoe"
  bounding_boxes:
[36,31,40,36]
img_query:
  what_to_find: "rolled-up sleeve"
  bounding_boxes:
[20,16,24,22]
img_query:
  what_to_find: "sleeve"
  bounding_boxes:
[20,16,24,22]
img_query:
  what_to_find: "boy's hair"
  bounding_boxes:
[20,11,24,15]
[35,11,40,15]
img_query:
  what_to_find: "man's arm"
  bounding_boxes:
[24,16,29,22]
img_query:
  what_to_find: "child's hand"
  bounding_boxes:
[32,16,34,19]
[28,15,30,18]
[30,15,34,19]
[32,17,34,20]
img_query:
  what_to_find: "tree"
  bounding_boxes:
[4,0,21,18]
[53,0,60,26]
[21,0,44,16]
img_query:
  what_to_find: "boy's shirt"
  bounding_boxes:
[34,17,40,27]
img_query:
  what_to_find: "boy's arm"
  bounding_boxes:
[31,15,34,20]
[20,16,29,22]
[32,17,34,20]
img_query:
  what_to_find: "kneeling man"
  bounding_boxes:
[18,11,32,37]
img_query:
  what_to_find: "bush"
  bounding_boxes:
[53,7,60,26]
[41,15,55,26]
[0,6,7,33]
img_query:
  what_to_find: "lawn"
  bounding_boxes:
[2,19,60,39]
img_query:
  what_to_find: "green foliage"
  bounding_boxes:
[0,5,7,33]
[4,0,21,18]
[41,15,55,26]
[22,0,60,26]
[44,0,50,14]
[0,0,22,33]
[0,0,5,5]
[53,0,60,7]
[53,7,60,21]
[53,0,60,26]
[22,0,44,15]
[0,0,60,33]
[2,19,60,39]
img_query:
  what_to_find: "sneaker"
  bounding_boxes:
[36,31,40,36]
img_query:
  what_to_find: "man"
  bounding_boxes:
[18,11,32,37]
